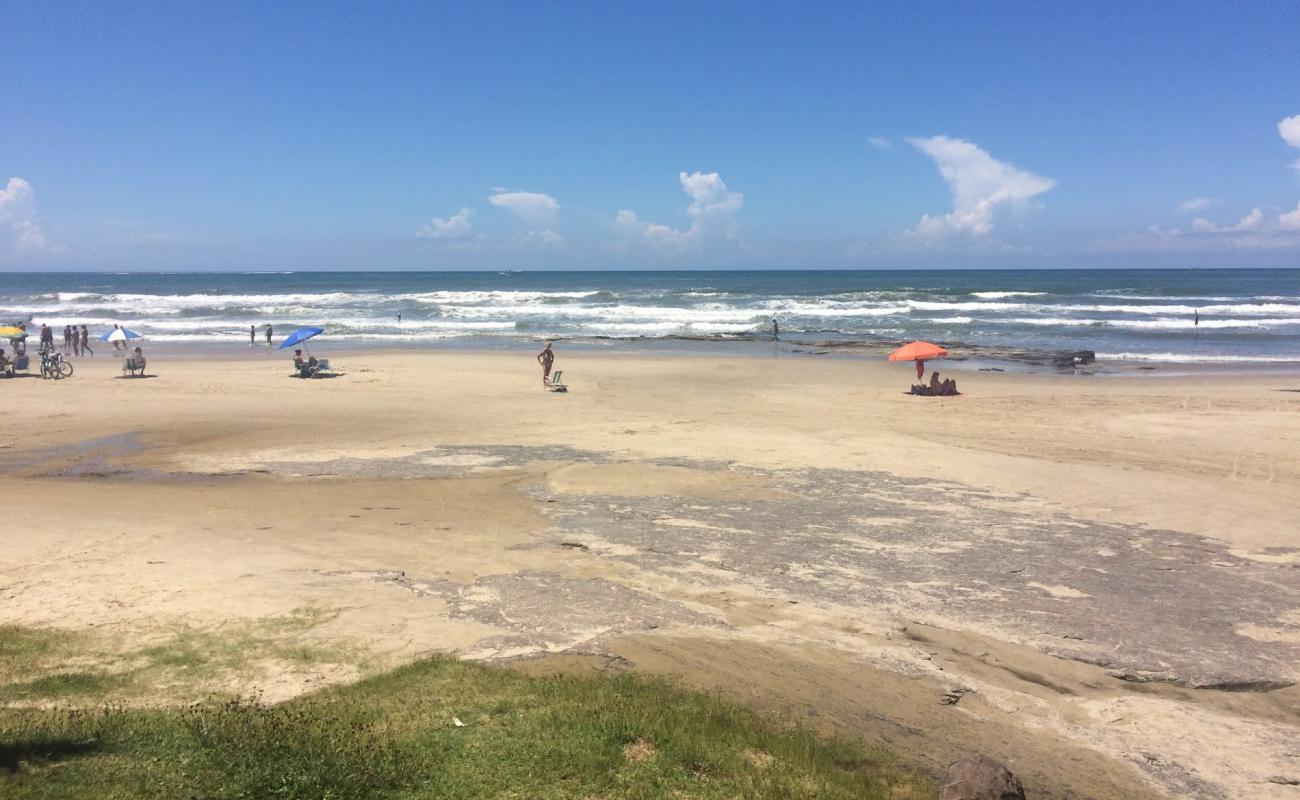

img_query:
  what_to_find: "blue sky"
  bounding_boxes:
[3,0,1300,270]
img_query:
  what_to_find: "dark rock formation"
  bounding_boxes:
[940,755,1027,800]
[1054,350,1096,368]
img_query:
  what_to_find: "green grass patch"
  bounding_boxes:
[0,673,126,703]
[0,610,361,706]
[0,625,76,661]
[0,656,932,799]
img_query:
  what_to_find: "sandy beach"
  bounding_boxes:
[2,348,1298,799]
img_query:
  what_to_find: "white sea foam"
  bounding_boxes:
[1099,352,1300,363]
[998,316,1300,329]
[393,290,604,304]
[4,276,1298,364]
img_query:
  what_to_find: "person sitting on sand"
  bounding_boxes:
[127,346,146,372]
[537,341,555,388]
[0,348,11,377]
[292,349,318,378]
[928,372,959,396]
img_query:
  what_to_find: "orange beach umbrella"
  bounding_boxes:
[888,341,948,362]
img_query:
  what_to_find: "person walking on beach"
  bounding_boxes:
[915,358,926,382]
[39,324,53,352]
[250,324,256,345]
[265,324,273,345]
[537,341,555,388]
[70,325,81,356]
[80,325,93,357]
[63,325,73,351]
[772,318,779,340]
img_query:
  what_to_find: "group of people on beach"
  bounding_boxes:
[912,370,959,396]
[9,322,96,357]
[53,324,95,357]
[0,321,151,378]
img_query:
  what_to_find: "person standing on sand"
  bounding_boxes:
[40,324,54,352]
[80,325,93,357]
[915,358,926,382]
[250,324,256,345]
[265,324,273,345]
[71,325,80,356]
[537,341,555,388]
[63,325,73,350]
[772,318,779,340]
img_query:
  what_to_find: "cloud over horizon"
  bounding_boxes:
[617,171,744,251]
[1193,207,1264,233]
[1282,114,1300,172]
[1179,197,1218,213]
[416,207,475,240]
[0,177,47,256]
[488,190,560,228]
[907,136,1056,237]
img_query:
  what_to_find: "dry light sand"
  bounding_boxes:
[2,348,1298,799]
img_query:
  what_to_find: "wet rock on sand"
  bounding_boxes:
[940,755,1027,800]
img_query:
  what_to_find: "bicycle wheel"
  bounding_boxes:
[58,360,74,378]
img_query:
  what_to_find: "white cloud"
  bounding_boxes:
[1192,208,1264,233]
[0,177,36,223]
[1178,197,1217,213]
[1280,115,1300,172]
[0,177,47,254]
[488,190,559,228]
[519,229,565,250]
[1279,202,1300,231]
[617,171,744,251]
[868,136,891,149]
[1280,115,1300,149]
[906,136,1056,237]
[416,207,475,239]
[1234,207,1264,231]
[13,220,46,250]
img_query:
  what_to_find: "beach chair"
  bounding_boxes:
[546,370,567,392]
[123,357,146,377]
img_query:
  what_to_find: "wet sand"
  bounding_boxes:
[1,349,1298,798]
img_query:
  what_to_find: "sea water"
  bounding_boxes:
[2,269,1298,364]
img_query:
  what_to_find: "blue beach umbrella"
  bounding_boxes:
[278,326,324,351]
[100,327,143,343]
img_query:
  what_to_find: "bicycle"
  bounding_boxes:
[40,351,74,380]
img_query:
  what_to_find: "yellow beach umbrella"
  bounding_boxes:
[0,325,27,339]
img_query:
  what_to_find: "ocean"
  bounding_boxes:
[2,268,1298,364]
